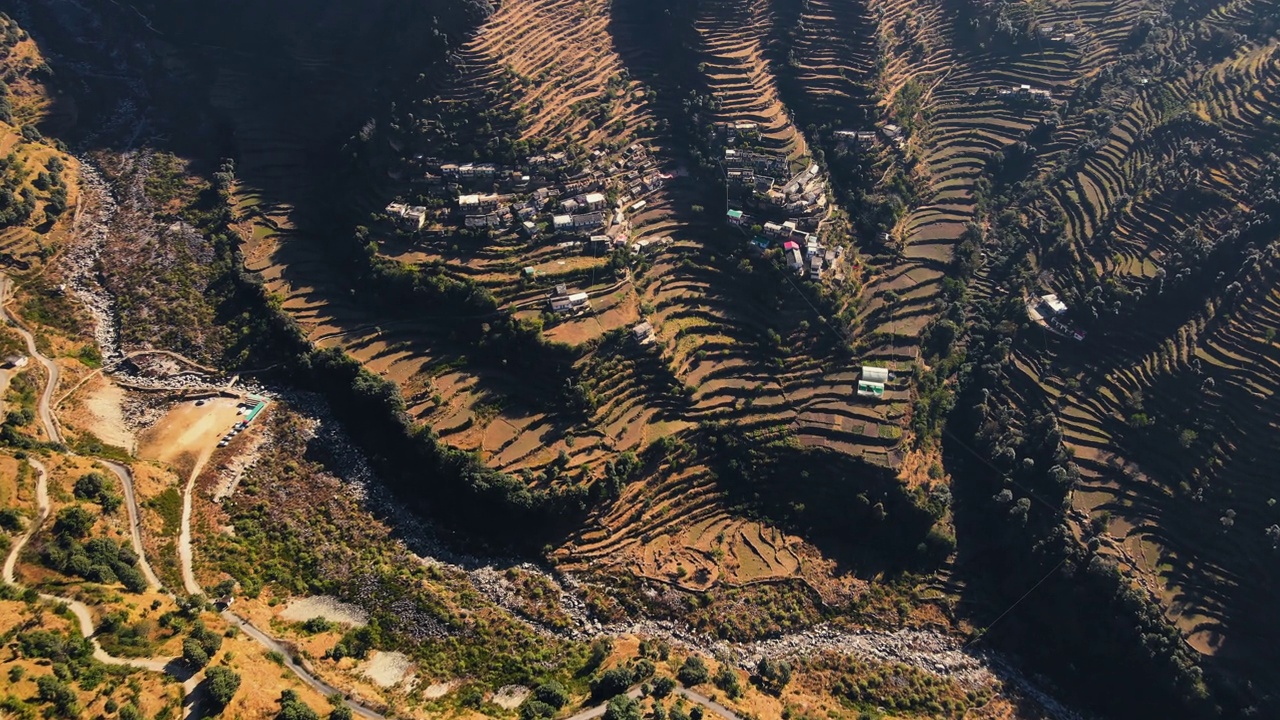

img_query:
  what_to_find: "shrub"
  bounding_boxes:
[677,656,709,686]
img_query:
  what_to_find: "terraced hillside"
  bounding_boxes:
[25,0,1280,715]
[0,12,78,268]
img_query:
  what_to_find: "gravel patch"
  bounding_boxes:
[361,651,412,688]
[491,685,530,710]
[278,596,368,627]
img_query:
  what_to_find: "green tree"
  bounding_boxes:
[603,694,642,720]
[713,665,741,698]
[328,705,353,720]
[206,666,242,710]
[652,676,676,699]
[53,507,93,538]
[677,657,709,686]
[533,680,569,709]
[277,690,320,720]
[594,667,635,699]
[753,657,792,695]
[182,637,211,669]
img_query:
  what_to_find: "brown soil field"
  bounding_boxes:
[137,397,243,467]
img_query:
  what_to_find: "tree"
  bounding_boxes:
[205,666,242,710]
[753,658,792,695]
[183,637,211,668]
[53,507,93,538]
[520,701,555,720]
[73,472,107,500]
[594,667,635,699]
[603,695,642,720]
[652,676,676,699]
[329,705,353,720]
[712,665,741,698]
[533,680,569,709]
[677,656,709,686]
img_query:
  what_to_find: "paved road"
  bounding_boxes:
[0,275,62,444]
[2,458,176,673]
[100,459,162,589]
[221,611,384,719]
[561,687,742,720]
[1,269,384,718]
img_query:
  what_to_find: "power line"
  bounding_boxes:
[965,554,1069,648]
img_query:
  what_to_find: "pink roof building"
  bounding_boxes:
[783,240,799,251]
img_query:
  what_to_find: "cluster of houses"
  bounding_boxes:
[384,143,671,245]
[727,208,844,280]
[833,129,879,149]
[997,84,1054,105]
[1037,23,1081,46]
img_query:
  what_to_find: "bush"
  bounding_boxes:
[677,656,709,686]
[205,666,241,710]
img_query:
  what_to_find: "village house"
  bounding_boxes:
[465,213,502,228]
[550,292,591,313]
[571,212,605,230]
[809,255,825,280]
[1040,293,1069,316]
[458,193,501,212]
[631,321,655,345]
[583,192,607,211]
[385,202,427,231]
[785,241,804,273]
[3,355,28,369]
[726,208,745,226]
